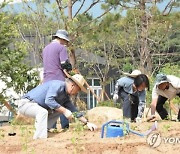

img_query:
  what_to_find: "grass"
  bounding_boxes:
[71,116,86,154]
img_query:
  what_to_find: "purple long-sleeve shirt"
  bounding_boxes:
[42,41,69,82]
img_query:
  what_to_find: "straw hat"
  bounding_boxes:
[53,29,70,42]
[123,70,142,78]
[64,70,87,93]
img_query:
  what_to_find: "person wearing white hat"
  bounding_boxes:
[113,70,149,122]
[123,70,142,78]
[42,29,72,129]
[148,74,180,122]
[18,74,97,139]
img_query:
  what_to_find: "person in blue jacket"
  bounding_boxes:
[18,74,97,139]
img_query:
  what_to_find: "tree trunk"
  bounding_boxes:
[69,48,77,68]
[68,0,73,19]
[67,0,77,69]
[139,0,152,75]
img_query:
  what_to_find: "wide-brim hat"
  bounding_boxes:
[155,73,168,85]
[53,29,70,42]
[64,70,87,93]
[123,70,142,78]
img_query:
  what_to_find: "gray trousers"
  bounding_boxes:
[18,99,61,139]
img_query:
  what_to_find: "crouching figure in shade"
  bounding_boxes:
[148,74,180,122]
[18,74,97,139]
[113,70,150,122]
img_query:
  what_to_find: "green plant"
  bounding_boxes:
[71,115,86,154]
[0,129,5,140]
[97,100,121,108]
[19,125,35,153]
[162,124,171,132]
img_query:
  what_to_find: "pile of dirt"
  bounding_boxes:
[86,106,164,126]
[86,107,123,126]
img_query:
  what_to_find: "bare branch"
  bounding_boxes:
[162,0,175,16]
[71,7,113,39]
[56,0,62,11]
[82,0,100,15]
[95,7,113,20]
[72,0,78,6]
[74,0,86,17]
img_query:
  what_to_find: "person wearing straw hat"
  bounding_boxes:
[17,74,97,139]
[42,29,72,129]
[113,70,150,122]
[148,74,180,122]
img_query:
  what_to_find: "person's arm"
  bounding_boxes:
[45,83,73,119]
[55,106,73,119]
[151,85,159,115]
[113,79,124,102]
[65,101,97,131]
[150,98,158,116]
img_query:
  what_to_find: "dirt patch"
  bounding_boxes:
[0,107,180,154]
[66,142,147,154]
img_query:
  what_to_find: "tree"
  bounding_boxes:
[78,13,121,101]
[14,0,119,68]
[106,0,180,75]
[0,11,39,109]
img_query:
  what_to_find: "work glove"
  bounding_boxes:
[63,109,73,119]
[86,122,97,131]
[113,94,119,102]
[135,117,142,123]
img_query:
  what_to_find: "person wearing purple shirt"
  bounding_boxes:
[42,29,72,129]
[42,29,72,82]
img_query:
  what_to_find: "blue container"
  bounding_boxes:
[101,120,129,138]
[106,125,124,137]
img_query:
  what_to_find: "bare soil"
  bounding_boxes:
[0,107,179,154]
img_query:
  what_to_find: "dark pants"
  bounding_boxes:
[156,94,180,120]
[52,114,69,129]
[60,114,69,128]
[119,90,139,121]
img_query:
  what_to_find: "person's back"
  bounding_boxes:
[43,42,68,82]
[23,80,65,109]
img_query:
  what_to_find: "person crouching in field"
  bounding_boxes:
[113,70,149,122]
[18,73,97,139]
[148,74,180,122]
